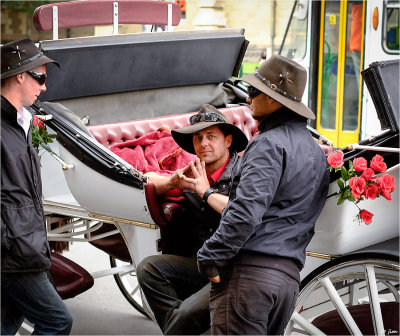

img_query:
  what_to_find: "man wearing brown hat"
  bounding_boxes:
[197,55,330,335]
[1,38,73,335]
[137,104,248,335]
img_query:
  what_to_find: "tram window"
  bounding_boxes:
[383,0,400,53]
[279,0,308,61]
[342,1,363,132]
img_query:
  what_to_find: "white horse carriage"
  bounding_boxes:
[28,1,399,334]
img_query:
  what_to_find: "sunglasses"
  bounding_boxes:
[189,112,226,125]
[26,71,47,86]
[247,85,263,98]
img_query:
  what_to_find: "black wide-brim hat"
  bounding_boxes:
[171,104,248,154]
[1,37,60,79]
[239,55,315,120]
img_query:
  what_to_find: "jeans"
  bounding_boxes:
[209,264,299,335]
[1,271,73,335]
[137,254,210,335]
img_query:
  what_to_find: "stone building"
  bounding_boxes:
[1,0,294,63]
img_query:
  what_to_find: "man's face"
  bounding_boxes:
[20,64,47,107]
[246,91,284,120]
[192,125,232,169]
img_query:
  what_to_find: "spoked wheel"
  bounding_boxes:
[109,256,150,318]
[285,253,399,335]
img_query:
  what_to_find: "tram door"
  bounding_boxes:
[316,0,365,148]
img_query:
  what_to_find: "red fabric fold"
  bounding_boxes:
[110,128,196,174]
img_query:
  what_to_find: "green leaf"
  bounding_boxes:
[341,167,348,180]
[349,160,353,171]
[337,179,345,190]
[344,188,352,199]
[337,192,345,205]
[348,194,356,202]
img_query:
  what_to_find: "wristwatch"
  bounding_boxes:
[202,188,215,203]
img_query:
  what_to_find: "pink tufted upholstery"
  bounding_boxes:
[88,106,259,148]
[87,105,334,154]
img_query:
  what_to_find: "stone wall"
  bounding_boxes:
[1,0,294,62]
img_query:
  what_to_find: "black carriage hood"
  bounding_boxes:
[361,59,399,133]
[39,29,248,101]
[29,100,144,190]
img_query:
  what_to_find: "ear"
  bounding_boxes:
[265,95,275,104]
[16,73,24,84]
[225,134,233,148]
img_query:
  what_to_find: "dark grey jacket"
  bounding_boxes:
[1,96,51,273]
[197,109,330,272]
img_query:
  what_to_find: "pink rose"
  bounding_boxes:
[33,115,45,129]
[349,176,366,199]
[378,174,396,201]
[361,168,376,181]
[359,209,374,225]
[370,154,387,173]
[353,157,368,172]
[327,150,344,169]
[364,183,381,200]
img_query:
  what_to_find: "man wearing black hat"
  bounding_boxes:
[197,55,330,335]
[137,104,248,335]
[1,38,73,335]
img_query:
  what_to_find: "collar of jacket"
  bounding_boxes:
[218,151,239,182]
[1,95,18,125]
[258,107,306,133]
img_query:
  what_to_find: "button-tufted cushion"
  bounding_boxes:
[88,105,258,149]
[88,105,333,156]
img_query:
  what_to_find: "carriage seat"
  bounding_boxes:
[50,252,94,299]
[87,105,333,227]
[87,105,258,228]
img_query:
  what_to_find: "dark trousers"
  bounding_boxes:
[137,254,210,335]
[1,271,73,335]
[209,264,299,335]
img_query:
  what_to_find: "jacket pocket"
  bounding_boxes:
[1,216,12,252]
[2,204,43,238]
[2,204,50,270]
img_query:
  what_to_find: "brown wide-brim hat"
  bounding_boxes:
[239,55,315,120]
[1,37,60,79]
[171,104,248,154]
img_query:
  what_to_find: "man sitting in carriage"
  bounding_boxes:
[137,104,248,335]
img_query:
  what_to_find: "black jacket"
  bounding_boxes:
[198,109,330,273]
[1,96,51,273]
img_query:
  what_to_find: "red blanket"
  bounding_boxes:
[110,128,196,174]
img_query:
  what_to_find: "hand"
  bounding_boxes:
[167,164,193,190]
[179,158,210,198]
[209,275,221,283]
[197,260,220,283]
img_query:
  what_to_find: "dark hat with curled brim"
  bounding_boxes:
[239,55,315,120]
[171,104,248,155]
[1,37,60,79]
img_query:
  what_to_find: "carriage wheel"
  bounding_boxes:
[285,253,399,335]
[109,256,150,318]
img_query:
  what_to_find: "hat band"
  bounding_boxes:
[189,112,226,125]
[255,71,301,102]
[4,52,44,72]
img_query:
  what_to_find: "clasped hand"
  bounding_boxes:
[173,158,210,198]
